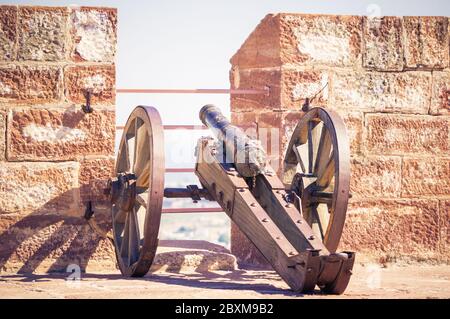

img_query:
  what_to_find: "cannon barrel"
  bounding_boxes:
[199,104,267,177]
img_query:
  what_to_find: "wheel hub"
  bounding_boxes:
[291,172,317,209]
[109,173,137,212]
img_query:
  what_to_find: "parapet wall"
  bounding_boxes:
[230,14,449,265]
[0,5,117,273]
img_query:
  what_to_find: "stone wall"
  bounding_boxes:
[0,5,117,273]
[230,14,449,265]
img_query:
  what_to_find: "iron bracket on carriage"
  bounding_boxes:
[107,103,355,294]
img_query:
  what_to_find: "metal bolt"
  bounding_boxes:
[250,203,257,207]
[296,220,303,224]
[289,252,296,256]
[307,268,313,273]
[262,218,269,223]
[309,235,315,240]
[276,236,281,240]
[276,190,282,194]
[285,204,292,208]
[239,188,245,193]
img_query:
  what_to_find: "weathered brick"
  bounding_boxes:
[363,16,404,71]
[0,162,80,215]
[230,14,281,69]
[0,213,115,273]
[0,65,61,104]
[431,71,450,115]
[281,68,329,109]
[17,6,67,61]
[230,222,269,268]
[8,108,115,161]
[70,7,117,62]
[79,157,114,204]
[280,14,362,67]
[331,71,431,114]
[231,14,362,69]
[440,200,449,256]
[341,111,362,155]
[0,6,17,61]
[230,112,258,137]
[231,67,329,112]
[402,157,450,197]
[404,17,449,69]
[64,65,115,105]
[365,114,449,156]
[341,199,441,261]
[0,111,5,161]
[230,67,281,112]
[351,156,402,199]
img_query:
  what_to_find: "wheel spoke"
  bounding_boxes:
[134,119,151,187]
[136,192,148,209]
[120,213,130,258]
[316,150,335,188]
[114,207,127,224]
[311,204,330,240]
[293,143,309,174]
[314,126,332,176]
[308,121,322,174]
[126,120,137,173]
[117,140,130,172]
[128,208,141,266]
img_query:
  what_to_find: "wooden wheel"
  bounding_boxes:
[110,106,165,276]
[283,107,350,253]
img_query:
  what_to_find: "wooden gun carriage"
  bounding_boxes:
[106,104,355,294]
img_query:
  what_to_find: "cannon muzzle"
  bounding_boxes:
[199,104,267,177]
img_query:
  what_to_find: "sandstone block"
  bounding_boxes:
[363,16,404,71]
[431,71,450,115]
[231,67,329,112]
[0,6,17,61]
[440,200,449,256]
[0,111,5,161]
[8,108,115,161]
[351,156,402,199]
[0,65,61,105]
[341,111,362,155]
[331,71,431,114]
[230,222,269,268]
[79,157,115,204]
[404,17,449,69]
[230,67,281,112]
[64,65,115,105]
[341,199,441,261]
[0,162,80,215]
[0,214,115,273]
[70,7,117,62]
[365,114,449,156]
[231,14,362,69]
[402,157,450,197]
[17,6,67,61]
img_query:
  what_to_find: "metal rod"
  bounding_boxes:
[165,168,195,173]
[116,88,269,95]
[162,208,223,214]
[164,187,210,198]
[116,125,208,130]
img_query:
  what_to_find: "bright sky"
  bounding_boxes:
[4,0,450,126]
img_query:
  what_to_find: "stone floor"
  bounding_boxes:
[0,240,449,299]
[0,263,449,299]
